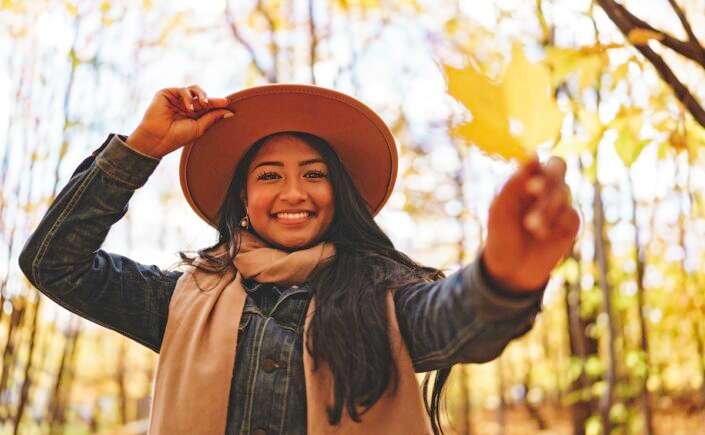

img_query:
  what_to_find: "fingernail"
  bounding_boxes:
[223,112,234,119]
[526,212,542,230]
[526,177,545,194]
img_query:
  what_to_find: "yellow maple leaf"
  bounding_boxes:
[443,44,564,161]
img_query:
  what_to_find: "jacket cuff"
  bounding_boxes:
[464,256,546,322]
[95,133,161,189]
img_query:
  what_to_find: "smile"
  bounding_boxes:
[272,211,315,225]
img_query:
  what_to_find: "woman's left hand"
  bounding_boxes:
[481,154,580,293]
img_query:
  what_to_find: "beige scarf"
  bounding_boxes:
[147,231,432,434]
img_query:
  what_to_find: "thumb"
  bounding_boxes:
[196,109,235,133]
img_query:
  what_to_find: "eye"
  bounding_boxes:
[305,170,328,179]
[256,171,280,181]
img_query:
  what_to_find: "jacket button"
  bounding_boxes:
[262,358,280,373]
[253,429,267,435]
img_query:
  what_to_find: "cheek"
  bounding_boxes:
[246,188,275,217]
[314,185,335,215]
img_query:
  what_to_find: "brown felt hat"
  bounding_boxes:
[179,83,399,229]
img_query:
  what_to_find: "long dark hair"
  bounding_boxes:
[177,131,452,433]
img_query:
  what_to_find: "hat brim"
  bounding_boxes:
[179,83,398,229]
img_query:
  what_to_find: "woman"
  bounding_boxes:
[18,84,579,435]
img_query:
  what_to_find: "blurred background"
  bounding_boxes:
[2,0,705,433]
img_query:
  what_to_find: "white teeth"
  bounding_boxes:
[276,212,311,220]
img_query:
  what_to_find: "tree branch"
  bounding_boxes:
[308,0,317,84]
[666,0,699,43]
[596,0,705,67]
[224,0,275,83]
[256,0,279,82]
[596,0,705,129]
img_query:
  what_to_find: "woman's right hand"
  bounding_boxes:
[125,85,235,159]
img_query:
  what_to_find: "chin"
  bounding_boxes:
[271,235,318,251]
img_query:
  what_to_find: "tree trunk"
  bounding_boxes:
[564,254,599,435]
[593,179,619,435]
[12,297,42,435]
[0,298,26,422]
[496,356,506,435]
[48,317,81,435]
[522,341,547,430]
[627,172,654,435]
[117,337,129,424]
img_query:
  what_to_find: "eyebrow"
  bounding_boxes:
[250,158,326,171]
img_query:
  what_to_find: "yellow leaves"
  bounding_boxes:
[245,1,294,33]
[610,60,630,85]
[669,129,687,151]
[653,111,705,162]
[68,48,80,69]
[444,17,459,34]
[1,0,27,13]
[627,28,664,45]
[443,44,563,162]
[544,45,610,89]
[63,0,78,16]
[334,0,422,14]
[336,0,380,9]
[99,0,114,26]
[552,107,604,163]
[611,106,649,167]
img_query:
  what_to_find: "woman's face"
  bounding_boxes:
[244,134,335,250]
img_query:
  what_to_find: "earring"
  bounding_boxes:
[240,214,250,229]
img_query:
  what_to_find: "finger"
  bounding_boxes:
[186,87,206,111]
[189,84,208,105]
[523,206,546,240]
[499,153,542,205]
[162,90,190,117]
[523,184,563,240]
[205,96,230,108]
[525,175,546,197]
[188,85,209,111]
[554,206,580,239]
[178,87,194,112]
[542,183,573,228]
[518,152,542,178]
[195,109,235,136]
[542,156,567,186]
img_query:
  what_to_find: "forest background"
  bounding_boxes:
[2,0,705,434]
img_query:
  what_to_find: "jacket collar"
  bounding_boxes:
[241,277,310,296]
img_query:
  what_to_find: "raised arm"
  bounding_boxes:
[18,85,236,353]
[394,255,545,372]
[17,133,181,353]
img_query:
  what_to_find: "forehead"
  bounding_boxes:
[251,134,322,162]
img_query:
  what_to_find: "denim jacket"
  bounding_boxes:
[18,133,546,435]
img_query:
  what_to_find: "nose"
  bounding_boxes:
[279,177,306,203]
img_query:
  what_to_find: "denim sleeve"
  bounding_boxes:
[17,133,182,354]
[394,255,546,372]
